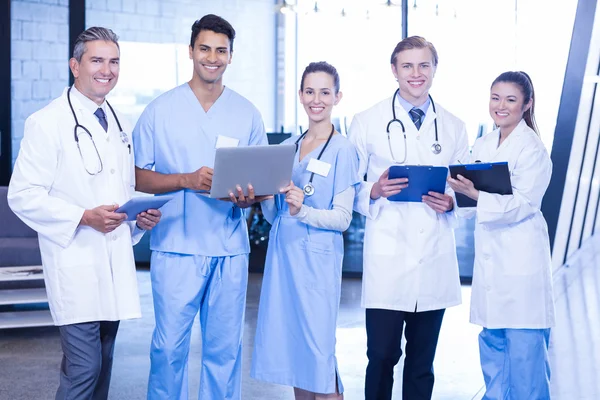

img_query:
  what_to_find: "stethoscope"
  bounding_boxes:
[386,88,442,164]
[67,86,130,175]
[294,124,335,196]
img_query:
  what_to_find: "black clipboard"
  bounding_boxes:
[449,162,512,207]
[388,165,448,202]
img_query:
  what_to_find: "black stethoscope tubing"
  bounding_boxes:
[67,86,128,175]
[294,124,335,196]
[386,88,441,163]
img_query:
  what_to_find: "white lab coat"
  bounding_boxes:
[348,95,469,312]
[462,119,555,329]
[8,87,144,326]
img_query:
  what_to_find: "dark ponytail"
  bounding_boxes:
[491,71,539,134]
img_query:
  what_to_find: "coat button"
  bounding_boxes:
[419,259,423,264]
[106,136,110,142]
[112,235,118,241]
[110,168,115,174]
[419,228,424,234]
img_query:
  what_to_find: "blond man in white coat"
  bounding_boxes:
[8,27,161,400]
[348,36,469,400]
[449,71,554,399]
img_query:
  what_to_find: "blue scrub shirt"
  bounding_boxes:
[133,84,268,256]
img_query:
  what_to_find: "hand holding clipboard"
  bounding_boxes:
[448,162,513,207]
[371,165,454,212]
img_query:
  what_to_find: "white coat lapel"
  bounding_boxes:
[69,94,110,162]
[386,98,413,164]
[493,119,526,160]
[397,103,415,135]
[420,106,436,136]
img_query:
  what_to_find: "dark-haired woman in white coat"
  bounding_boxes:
[448,71,554,400]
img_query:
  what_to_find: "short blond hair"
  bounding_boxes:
[390,36,438,66]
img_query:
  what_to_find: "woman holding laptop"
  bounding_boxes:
[448,71,554,399]
[251,62,359,400]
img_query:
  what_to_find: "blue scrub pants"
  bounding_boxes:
[147,251,249,400]
[479,328,551,400]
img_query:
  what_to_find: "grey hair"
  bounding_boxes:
[72,27,119,62]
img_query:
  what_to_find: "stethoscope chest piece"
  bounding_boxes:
[303,183,315,197]
[120,131,129,144]
[295,124,335,198]
[431,142,442,155]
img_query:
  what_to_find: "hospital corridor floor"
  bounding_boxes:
[1,246,599,399]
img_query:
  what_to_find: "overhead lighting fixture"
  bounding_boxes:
[274,0,296,14]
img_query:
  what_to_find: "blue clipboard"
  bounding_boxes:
[388,165,448,202]
[448,162,512,207]
[115,195,174,221]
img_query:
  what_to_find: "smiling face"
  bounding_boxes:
[70,40,120,105]
[189,29,232,85]
[489,81,531,134]
[299,71,342,125]
[391,47,436,106]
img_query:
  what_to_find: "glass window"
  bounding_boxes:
[296,0,404,133]
[107,42,190,126]
[408,0,578,148]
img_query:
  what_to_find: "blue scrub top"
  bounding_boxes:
[133,84,268,256]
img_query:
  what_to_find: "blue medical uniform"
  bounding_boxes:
[251,134,359,394]
[479,328,551,400]
[132,84,267,400]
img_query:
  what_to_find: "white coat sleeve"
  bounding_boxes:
[7,116,85,248]
[260,198,277,225]
[125,123,146,245]
[443,120,471,228]
[454,137,479,220]
[128,223,146,245]
[294,186,355,232]
[347,114,387,219]
[476,144,551,226]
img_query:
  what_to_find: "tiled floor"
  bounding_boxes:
[0,273,483,400]
[1,235,599,399]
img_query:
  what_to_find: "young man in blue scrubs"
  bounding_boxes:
[132,14,268,400]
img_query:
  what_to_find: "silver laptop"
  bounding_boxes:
[209,144,296,199]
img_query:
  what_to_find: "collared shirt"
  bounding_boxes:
[395,91,431,115]
[70,85,108,131]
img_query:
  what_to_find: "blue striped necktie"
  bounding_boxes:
[409,107,425,130]
[94,108,108,132]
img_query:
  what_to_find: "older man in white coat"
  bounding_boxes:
[8,27,161,400]
[348,36,469,400]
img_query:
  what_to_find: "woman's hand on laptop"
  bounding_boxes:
[226,184,273,208]
[281,181,304,216]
